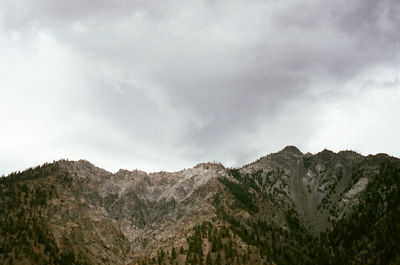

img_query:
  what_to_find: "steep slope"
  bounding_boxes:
[223,147,400,264]
[0,146,399,265]
[241,146,367,232]
[0,162,131,265]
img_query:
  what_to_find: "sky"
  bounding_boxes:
[1,0,400,175]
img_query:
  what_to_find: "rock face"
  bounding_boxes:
[0,147,399,265]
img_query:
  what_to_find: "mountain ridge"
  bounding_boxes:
[1,146,399,265]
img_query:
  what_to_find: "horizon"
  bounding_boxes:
[1,0,399,177]
[1,145,395,177]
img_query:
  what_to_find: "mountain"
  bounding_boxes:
[1,146,399,265]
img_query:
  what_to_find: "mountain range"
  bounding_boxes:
[1,146,399,265]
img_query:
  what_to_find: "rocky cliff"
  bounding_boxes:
[1,146,399,264]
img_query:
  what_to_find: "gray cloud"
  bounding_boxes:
[1,0,399,175]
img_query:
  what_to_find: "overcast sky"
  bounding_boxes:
[1,0,399,175]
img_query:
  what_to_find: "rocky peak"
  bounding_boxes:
[337,150,362,157]
[280,145,303,155]
[315,148,335,160]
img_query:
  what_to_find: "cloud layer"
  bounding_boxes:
[1,0,399,175]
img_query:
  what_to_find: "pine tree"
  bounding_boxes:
[216,251,221,265]
[206,251,212,265]
[171,246,176,260]
[212,235,217,252]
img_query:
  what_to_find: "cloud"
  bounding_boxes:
[0,0,399,175]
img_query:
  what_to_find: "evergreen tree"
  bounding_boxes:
[211,235,217,252]
[215,251,221,265]
[206,251,212,265]
[171,247,176,260]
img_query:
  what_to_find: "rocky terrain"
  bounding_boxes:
[0,146,399,264]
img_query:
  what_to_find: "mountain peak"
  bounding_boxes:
[280,145,303,155]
